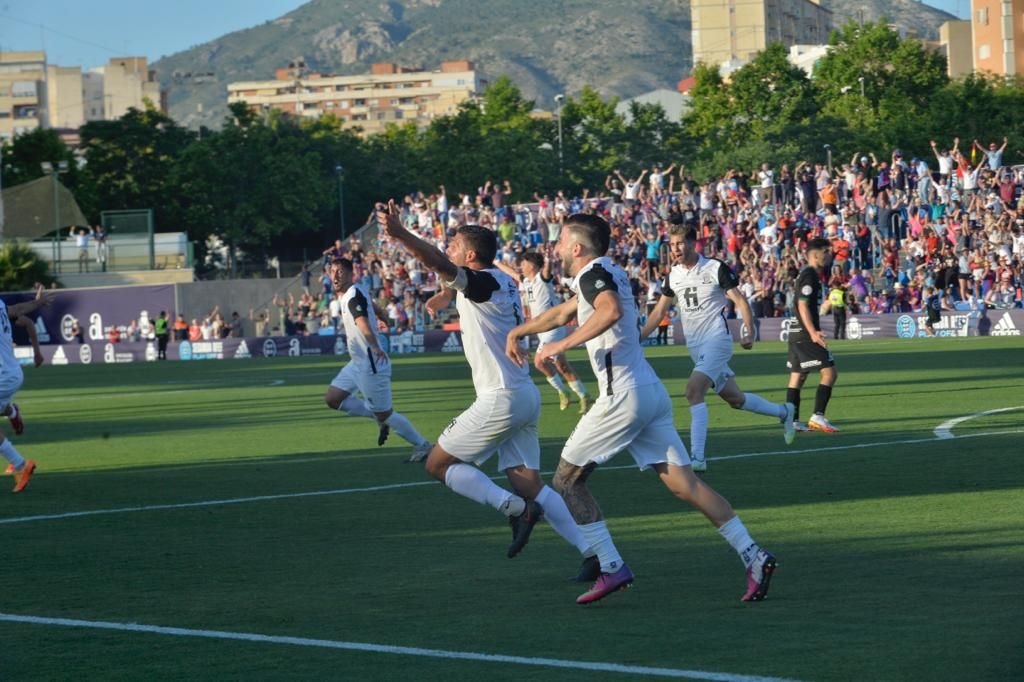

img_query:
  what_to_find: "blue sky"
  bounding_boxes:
[0,0,969,70]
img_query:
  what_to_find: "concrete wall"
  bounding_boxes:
[174,277,309,333]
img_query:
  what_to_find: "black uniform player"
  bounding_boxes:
[924,286,942,336]
[786,238,840,433]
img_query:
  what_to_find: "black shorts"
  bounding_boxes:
[926,311,941,327]
[787,340,835,373]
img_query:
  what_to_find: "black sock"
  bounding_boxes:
[786,387,801,420]
[814,384,833,416]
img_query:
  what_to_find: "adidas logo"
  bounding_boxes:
[441,332,462,353]
[234,340,251,359]
[991,312,1021,336]
[51,345,68,366]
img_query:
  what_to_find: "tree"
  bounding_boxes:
[0,241,55,291]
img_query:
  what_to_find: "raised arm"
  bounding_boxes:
[494,260,522,282]
[7,285,54,319]
[14,316,44,367]
[377,200,458,282]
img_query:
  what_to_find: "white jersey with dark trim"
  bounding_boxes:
[524,272,558,319]
[340,283,389,375]
[571,256,659,396]
[450,266,531,395]
[0,299,23,377]
[661,256,738,346]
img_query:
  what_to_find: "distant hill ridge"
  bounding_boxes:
[153,0,955,129]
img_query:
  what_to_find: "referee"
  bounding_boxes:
[786,238,839,433]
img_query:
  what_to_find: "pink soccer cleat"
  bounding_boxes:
[576,563,634,605]
[741,550,777,602]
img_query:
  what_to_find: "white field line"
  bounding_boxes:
[0,612,802,682]
[2,428,1022,527]
[933,406,1024,440]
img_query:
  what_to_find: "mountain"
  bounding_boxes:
[153,0,956,129]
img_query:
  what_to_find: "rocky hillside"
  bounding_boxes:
[153,0,955,129]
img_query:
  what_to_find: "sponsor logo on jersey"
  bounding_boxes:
[991,312,1021,336]
[801,285,813,296]
[595,279,606,289]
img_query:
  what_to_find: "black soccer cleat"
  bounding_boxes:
[377,422,390,447]
[507,499,544,558]
[572,554,601,583]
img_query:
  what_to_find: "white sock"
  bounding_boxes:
[384,412,429,447]
[568,379,588,398]
[0,440,26,470]
[7,405,17,420]
[546,374,567,393]
[689,402,708,460]
[536,485,590,555]
[718,515,760,568]
[741,392,787,419]
[444,463,522,514]
[338,396,374,419]
[578,521,624,572]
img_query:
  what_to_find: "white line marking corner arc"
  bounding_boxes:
[933,406,1024,440]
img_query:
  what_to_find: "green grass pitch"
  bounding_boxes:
[1,336,1022,681]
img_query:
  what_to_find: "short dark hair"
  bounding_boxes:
[518,252,544,270]
[333,257,354,272]
[563,213,610,256]
[807,238,832,253]
[457,225,497,265]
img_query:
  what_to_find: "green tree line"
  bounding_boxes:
[4,20,1024,274]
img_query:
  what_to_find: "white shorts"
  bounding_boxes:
[438,384,541,471]
[0,366,24,414]
[330,362,392,412]
[687,339,735,394]
[537,326,567,348]
[561,382,690,471]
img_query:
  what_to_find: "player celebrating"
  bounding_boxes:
[0,285,54,492]
[786,238,839,432]
[641,225,794,472]
[507,214,777,604]
[377,201,594,564]
[324,258,432,461]
[496,251,591,413]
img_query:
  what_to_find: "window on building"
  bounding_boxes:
[354,98,366,106]
[376,112,387,120]
[394,110,404,120]
[390,98,399,105]
[335,85,347,92]
[979,43,991,59]
[400,97,414,104]
[977,7,989,24]
[340,100,350,108]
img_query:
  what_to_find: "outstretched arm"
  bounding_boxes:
[8,285,54,319]
[495,260,522,282]
[377,200,458,282]
[14,317,44,367]
[506,297,578,366]
[537,290,622,365]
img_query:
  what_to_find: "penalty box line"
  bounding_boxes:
[0,612,802,682]
[1,429,1020,527]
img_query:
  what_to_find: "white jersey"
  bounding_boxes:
[340,283,389,376]
[449,266,531,395]
[662,256,738,346]
[0,300,24,378]
[523,272,558,319]
[571,257,659,396]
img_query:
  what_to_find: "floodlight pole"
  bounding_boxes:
[336,164,346,239]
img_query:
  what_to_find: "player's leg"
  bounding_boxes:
[786,342,813,431]
[684,370,714,471]
[0,390,34,493]
[808,363,839,432]
[2,401,23,435]
[552,353,590,413]
[361,373,432,457]
[534,346,571,410]
[718,377,795,445]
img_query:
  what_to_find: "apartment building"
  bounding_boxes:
[971,0,1024,75]
[227,60,483,135]
[691,0,832,66]
[0,51,47,141]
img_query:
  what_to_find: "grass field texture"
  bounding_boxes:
[2,336,1022,681]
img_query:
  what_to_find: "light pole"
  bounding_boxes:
[824,143,833,175]
[41,160,69,274]
[857,76,865,98]
[335,164,345,239]
[554,93,565,178]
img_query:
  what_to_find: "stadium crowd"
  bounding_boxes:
[100,139,1024,341]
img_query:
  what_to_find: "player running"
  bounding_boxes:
[378,201,595,564]
[496,251,591,413]
[786,238,839,433]
[324,258,432,461]
[507,214,777,604]
[0,285,54,492]
[641,225,794,472]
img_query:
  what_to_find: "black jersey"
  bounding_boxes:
[926,294,942,323]
[790,266,824,341]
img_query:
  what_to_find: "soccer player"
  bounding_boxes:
[506,214,777,604]
[786,238,839,433]
[0,285,54,492]
[641,225,795,472]
[923,286,942,337]
[324,258,432,461]
[496,251,591,413]
[377,201,594,563]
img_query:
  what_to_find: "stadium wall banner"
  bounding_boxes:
[12,330,467,365]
